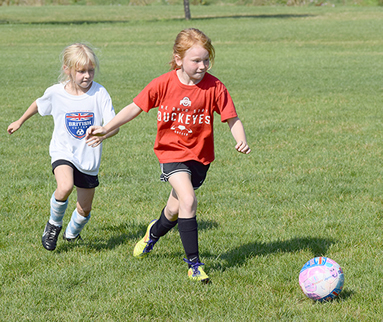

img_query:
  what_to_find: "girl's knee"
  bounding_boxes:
[165,205,179,220]
[75,188,95,217]
[180,194,198,212]
[77,204,92,217]
[55,186,73,201]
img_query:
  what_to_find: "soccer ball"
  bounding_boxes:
[299,257,344,302]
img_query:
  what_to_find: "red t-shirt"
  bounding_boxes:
[133,70,237,165]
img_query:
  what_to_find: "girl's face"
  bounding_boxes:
[65,63,95,94]
[175,44,210,85]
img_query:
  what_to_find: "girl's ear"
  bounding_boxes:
[174,55,182,68]
[63,65,71,75]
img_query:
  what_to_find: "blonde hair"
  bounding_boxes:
[170,28,215,70]
[59,43,99,84]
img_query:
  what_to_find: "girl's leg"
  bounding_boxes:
[42,165,74,251]
[64,187,95,239]
[168,172,200,263]
[54,165,74,202]
[76,187,95,217]
[167,172,196,219]
[133,177,188,258]
[50,164,74,225]
[168,172,209,282]
[143,171,196,244]
[133,198,178,258]
[149,189,179,240]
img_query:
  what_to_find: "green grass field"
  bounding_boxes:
[1,5,383,321]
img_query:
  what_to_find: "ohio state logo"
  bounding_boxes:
[65,112,94,139]
[180,97,191,107]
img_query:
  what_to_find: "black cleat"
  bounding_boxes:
[42,221,62,251]
[63,231,82,242]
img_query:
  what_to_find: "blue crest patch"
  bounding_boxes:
[65,112,94,139]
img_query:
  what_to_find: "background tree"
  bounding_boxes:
[183,0,191,20]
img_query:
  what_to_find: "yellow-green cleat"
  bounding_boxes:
[184,259,210,284]
[133,220,158,258]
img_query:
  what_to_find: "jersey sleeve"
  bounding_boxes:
[215,82,238,122]
[133,76,163,113]
[36,86,55,116]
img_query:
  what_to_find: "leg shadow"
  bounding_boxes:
[212,237,336,271]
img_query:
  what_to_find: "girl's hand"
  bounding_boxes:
[227,117,251,155]
[86,125,119,147]
[7,101,38,135]
[85,126,109,147]
[7,121,22,135]
[86,125,106,139]
[235,141,251,154]
[86,133,104,147]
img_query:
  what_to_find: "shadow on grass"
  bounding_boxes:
[55,218,218,253]
[1,14,315,25]
[55,221,143,253]
[198,218,219,231]
[297,287,354,304]
[337,288,354,301]
[301,288,354,304]
[212,236,336,271]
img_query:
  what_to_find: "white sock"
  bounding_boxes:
[49,192,68,227]
[65,209,90,238]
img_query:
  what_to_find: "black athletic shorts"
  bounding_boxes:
[52,160,99,189]
[160,160,210,190]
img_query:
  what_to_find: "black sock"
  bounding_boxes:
[178,217,199,266]
[150,207,178,240]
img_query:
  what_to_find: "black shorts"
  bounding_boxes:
[52,160,99,189]
[160,160,210,190]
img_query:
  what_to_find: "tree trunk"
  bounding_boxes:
[183,0,191,20]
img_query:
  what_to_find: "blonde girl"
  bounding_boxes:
[86,28,250,282]
[8,43,119,251]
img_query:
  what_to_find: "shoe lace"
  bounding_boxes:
[183,258,205,275]
[46,224,61,241]
[144,239,157,253]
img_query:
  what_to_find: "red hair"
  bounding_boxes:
[170,28,215,70]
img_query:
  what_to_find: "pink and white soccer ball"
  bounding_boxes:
[299,257,344,302]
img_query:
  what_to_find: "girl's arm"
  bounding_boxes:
[85,127,120,148]
[85,102,142,143]
[7,100,39,135]
[227,116,251,154]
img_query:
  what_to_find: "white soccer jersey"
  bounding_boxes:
[36,82,116,176]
